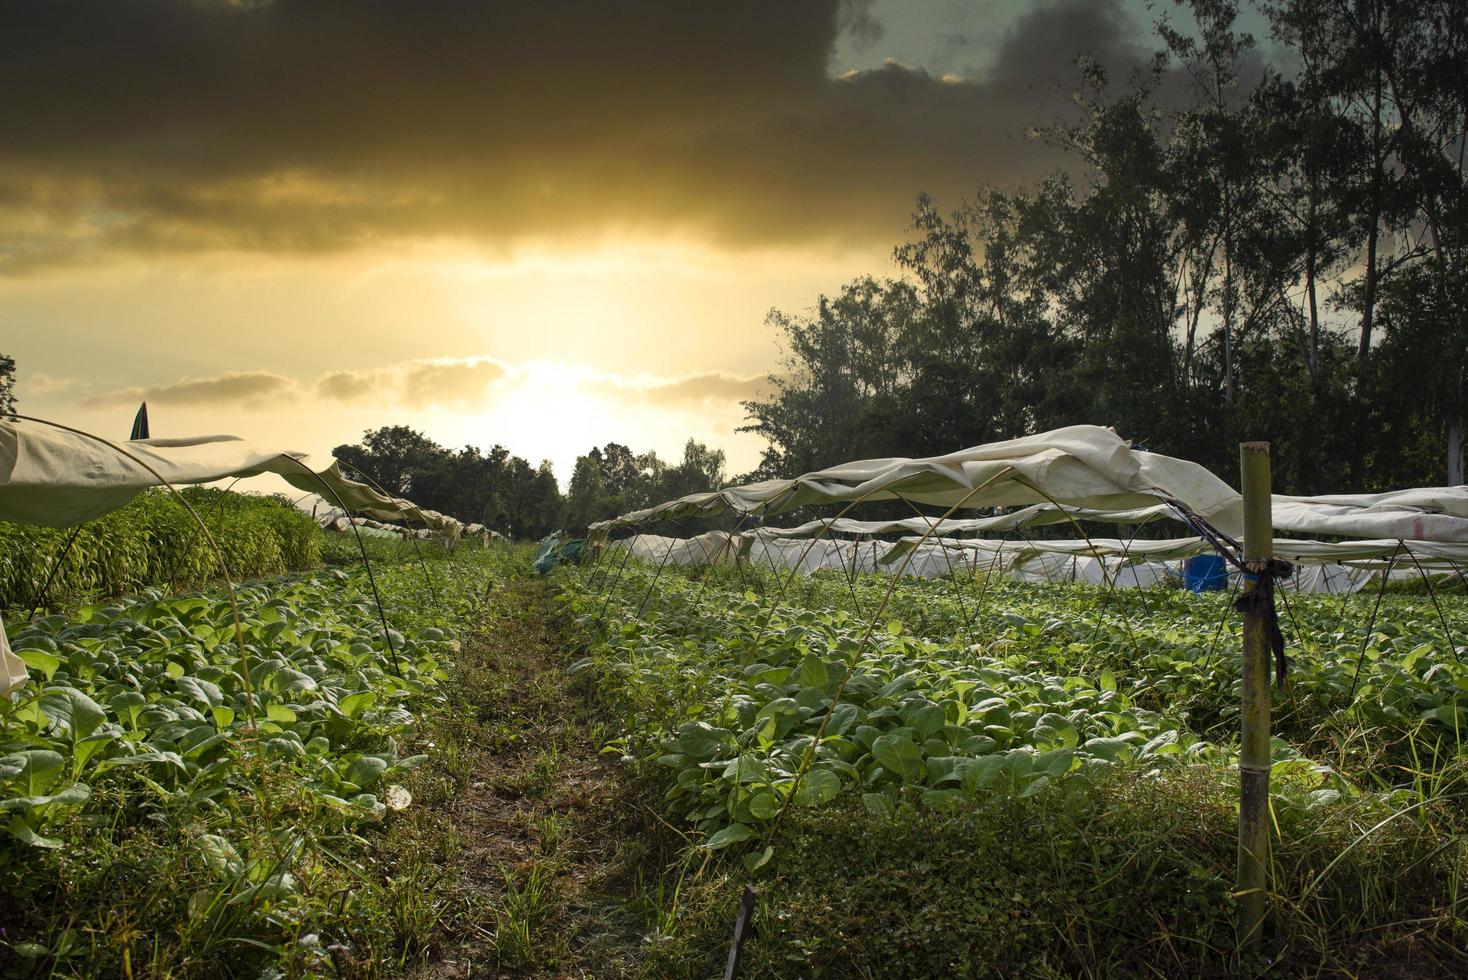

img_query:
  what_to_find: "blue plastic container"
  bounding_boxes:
[1182,553,1228,592]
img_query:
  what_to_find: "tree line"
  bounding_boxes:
[742,0,1466,495]
[333,425,725,538]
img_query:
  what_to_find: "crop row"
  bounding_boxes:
[0,488,322,612]
[566,561,1468,854]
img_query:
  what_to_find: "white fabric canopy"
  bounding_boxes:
[589,425,1240,543]
[1,609,24,696]
[588,424,1468,546]
[892,534,1468,565]
[609,531,740,568]
[1272,489,1468,543]
[0,420,463,531]
[742,504,1176,540]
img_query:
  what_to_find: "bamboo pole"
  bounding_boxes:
[1237,441,1272,953]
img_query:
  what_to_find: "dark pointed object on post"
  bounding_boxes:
[129,402,150,440]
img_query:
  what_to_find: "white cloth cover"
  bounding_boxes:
[743,504,1176,540]
[588,426,1240,543]
[1,609,24,696]
[610,531,739,567]
[744,537,872,574]
[1273,489,1468,543]
[0,420,463,531]
[588,425,1468,546]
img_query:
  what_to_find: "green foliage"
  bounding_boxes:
[564,439,728,532]
[0,352,15,418]
[565,556,1468,972]
[0,548,515,976]
[741,0,1467,490]
[0,488,320,612]
[334,425,563,537]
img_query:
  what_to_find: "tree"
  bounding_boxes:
[333,426,443,497]
[0,354,15,419]
[333,426,565,534]
[563,454,608,531]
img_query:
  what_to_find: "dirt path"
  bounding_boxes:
[410,576,671,978]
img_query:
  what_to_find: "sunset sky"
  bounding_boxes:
[4,0,1194,483]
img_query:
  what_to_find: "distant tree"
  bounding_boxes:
[334,426,442,496]
[333,425,564,535]
[662,439,727,500]
[0,354,15,418]
[738,0,1465,495]
[563,454,608,531]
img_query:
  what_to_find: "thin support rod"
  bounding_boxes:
[693,514,753,606]
[892,493,972,634]
[1400,546,1460,663]
[25,524,85,623]
[596,531,640,620]
[1345,543,1403,705]
[635,519,694,620]
[974,523,1024,642]
[276,456,404,679]
[745,488,900,657]
[335,464,439,605]
[770,467,1018,836]
[1011,476,1144,664]
[161,476,245,591]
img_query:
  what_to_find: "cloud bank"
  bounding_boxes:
[74,358,767,414]
[0,0,1159,273]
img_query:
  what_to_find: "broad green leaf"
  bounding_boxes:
[797,655,829,688]
[747,789,780,821]
[1,750,65,796]
[17,649,60,681]
[8,813,61,849]
[860,792,894,816]
[39,688,106,740]
[742,844,774,872]
[677,722,730,761]
[345,756,389,789]
[871,733,925,784]
[266,703,297,724]
[795,768,841,806]
[338,690,377,720]
[704,822,755,850]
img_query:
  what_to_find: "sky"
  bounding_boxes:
[2,0,1182,486]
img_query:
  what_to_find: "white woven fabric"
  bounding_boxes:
[0,420,462,531]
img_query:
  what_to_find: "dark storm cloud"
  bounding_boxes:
[0,0,1158,272]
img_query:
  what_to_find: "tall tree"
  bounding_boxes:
[0,354,15,419]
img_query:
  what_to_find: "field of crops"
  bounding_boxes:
[0,520,514,976]
[564,559,1468,975]
[0,488,322,611]
[4,501,1466,977]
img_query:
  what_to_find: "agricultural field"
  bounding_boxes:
[0,508,518,976]
[560,558,1468,977]
[0,489,322,611]
[4,505,1467,978]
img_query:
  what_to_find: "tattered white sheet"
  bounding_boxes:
[0,420,463,531]
[1,609,24,696]
[590,425,1468,546]
[589,426,1240,543]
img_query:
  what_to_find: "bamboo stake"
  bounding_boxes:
[1237,441,1272,954]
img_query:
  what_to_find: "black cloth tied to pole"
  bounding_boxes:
[1233,558,1294,687]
